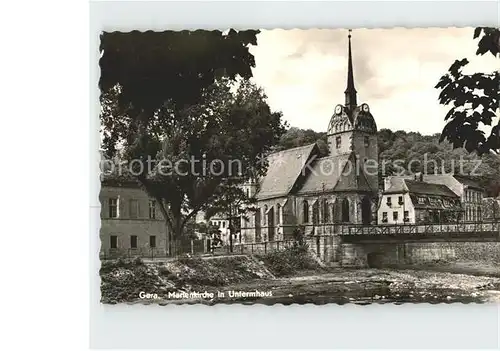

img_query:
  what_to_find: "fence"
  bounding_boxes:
[100,220,500,260]
[100,238,208,260]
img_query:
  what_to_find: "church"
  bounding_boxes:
[241,32,380,243]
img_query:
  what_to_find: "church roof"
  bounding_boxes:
[297,152,373,195]
[256,143,318,200]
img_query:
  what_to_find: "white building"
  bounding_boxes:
[378,176,462,224]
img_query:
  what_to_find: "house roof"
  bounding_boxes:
[404,180,459,198]
[256,143,318,200]
[409,194,462,211]
[452,174,483,190]
[383,178,459,198]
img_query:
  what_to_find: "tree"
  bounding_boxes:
[100,30,286,247]
[435,27,500,155]
[203,185,256,252]
[276,127,328,155]
[101,78,286,246]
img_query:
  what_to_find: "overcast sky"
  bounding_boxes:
[248,28,498,135]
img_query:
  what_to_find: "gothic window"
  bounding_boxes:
[276,204,281,225]
[312,202,319,225]
[341,198,350,223]
[303,200,309,223]
[322,199,329,223]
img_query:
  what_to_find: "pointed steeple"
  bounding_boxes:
[344,30,357,113]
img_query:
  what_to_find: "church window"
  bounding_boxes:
[303,201,309,223]
[322,199,329,223]
[336,136,341,149]
[364,136,369,147]
[276,204,281,225]
[341,198,350,223]
[312,202,319,225]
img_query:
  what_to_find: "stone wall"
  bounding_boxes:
[339,241,500,267]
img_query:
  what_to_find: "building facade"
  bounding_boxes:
[378,177,462,224]
[100,177,169,258]
[422,174,484,222]
[241,32,379,243]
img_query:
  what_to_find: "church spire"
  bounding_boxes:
[344,30,357,113]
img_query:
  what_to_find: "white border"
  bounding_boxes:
[90,1,500,349]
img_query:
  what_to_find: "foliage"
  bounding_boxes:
[275,126,500,197]
[100,30,288,240]
[276,127,328,155]
[257,245,319,277]
[99,30,259,116]
[100,258,175,304]
[378,128,500,197]
[101,77,286,239]
[435,27,500,155]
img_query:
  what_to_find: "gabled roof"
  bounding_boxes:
[383,178,459,198]
[256,143,318,200]
[452,174,483,191]
[404,180,458,198]
[296,154,351,195]
[296,152,373,195]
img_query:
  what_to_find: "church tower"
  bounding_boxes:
[327,30,379,191]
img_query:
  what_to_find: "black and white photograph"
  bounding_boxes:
[98,27,500,305]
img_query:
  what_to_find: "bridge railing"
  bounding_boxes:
[345,221,500,236]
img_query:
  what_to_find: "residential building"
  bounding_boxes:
[99,175,169,258]
[378,178,462,224]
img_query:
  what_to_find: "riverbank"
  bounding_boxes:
[100,256,500,305]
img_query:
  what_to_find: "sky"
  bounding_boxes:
[248,28,498,135]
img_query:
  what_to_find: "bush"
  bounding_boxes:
[257,245,319,277]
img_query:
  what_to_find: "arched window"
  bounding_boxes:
[312,202,319,225]
[276,204,281,225]
[341,198,350,223]
[303,201,309,223]
[322,199,329,223]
